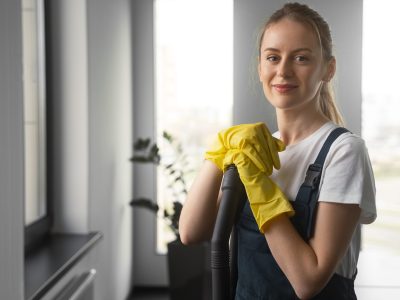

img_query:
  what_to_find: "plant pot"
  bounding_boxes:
[167,240,211,300]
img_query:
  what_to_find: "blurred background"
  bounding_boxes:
[1,0,399,299]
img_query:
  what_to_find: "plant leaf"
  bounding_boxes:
[134,138,151,150]
[130,198,159,213]
[130,156,155,163]
[163,131,173,142]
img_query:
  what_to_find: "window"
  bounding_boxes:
[359,1,400,297]
[22,0,51,250]
[361,0,400,255]
[154,0,233,253]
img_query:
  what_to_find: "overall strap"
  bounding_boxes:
[315,127,350,166]
[291,127,350,240]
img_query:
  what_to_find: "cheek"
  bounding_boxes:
[303,68,323,88]
[259,65,273,82]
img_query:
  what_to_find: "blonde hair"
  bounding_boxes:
[259,2,344,126]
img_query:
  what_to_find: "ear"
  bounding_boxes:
[257,56,262,82]
[323,56,336,82]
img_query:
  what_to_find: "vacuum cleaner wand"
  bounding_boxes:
[211,165,246,300]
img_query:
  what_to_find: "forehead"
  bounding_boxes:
[261,18,320,52]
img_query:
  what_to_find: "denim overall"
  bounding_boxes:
[235,128,357,300]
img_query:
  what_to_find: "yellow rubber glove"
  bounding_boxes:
[205,123,294,232]
[205,122,284,173]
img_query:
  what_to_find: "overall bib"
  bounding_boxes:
[235,128,357,300]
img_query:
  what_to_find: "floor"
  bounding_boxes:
[354,249,400,299]
[128,287,170,300]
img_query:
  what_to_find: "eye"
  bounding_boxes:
[266,55,279,63]
[294,55,309,63]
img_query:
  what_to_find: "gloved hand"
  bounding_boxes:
[205,123,294,232]
[205,122,284,173]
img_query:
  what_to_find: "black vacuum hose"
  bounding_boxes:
[211,165,246,300]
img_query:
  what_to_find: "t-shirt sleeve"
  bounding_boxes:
[318,134,377,224]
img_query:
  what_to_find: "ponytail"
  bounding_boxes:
[319,82,344,126]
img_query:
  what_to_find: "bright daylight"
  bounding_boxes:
[154,0,233,253]
[357,0,400,298]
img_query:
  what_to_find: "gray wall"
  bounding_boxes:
[87,0,134,298]
[131,0,169,286]
[234,0,363,135]
[49,0,90,234]
[0,0,24,299]
[48,0,133,299]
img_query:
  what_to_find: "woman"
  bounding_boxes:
[179,3,376,299]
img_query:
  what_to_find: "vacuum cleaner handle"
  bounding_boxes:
[211,165,246,300]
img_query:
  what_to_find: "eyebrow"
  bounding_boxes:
[263,47,313,53]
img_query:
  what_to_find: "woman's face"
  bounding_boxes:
[258,18,333,112]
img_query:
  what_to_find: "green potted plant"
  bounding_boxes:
[130,132,211,300]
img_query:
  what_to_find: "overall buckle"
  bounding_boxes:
[304,164,322,188]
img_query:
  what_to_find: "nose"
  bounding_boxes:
[277,58,293,78]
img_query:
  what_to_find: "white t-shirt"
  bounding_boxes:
[271,122,377,278]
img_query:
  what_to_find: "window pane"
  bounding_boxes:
[22,0,47,225]
[155,0,233,253]
[362,0,400,254]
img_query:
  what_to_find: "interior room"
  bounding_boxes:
[1,0,399,299]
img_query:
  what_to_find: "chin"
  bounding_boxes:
[266,98,299,110]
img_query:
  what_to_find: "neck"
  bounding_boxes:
[276,107,329,146]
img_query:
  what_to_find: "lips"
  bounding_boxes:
[272,84,298,93]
